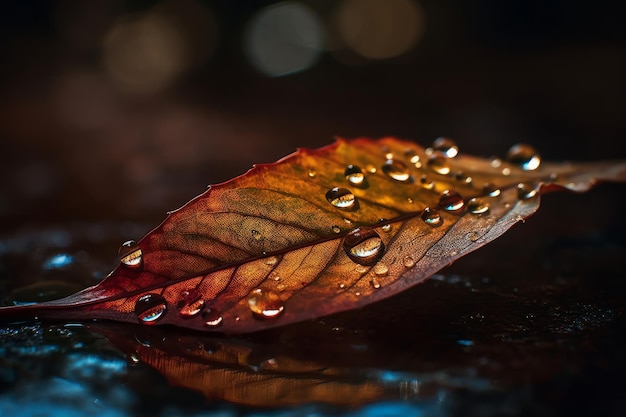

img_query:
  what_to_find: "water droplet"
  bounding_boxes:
[370,277,381,289]
[381,223,392,233]
[355,291,361,296]
[135,293,167,324]
[343,227,385,266]
[483,183,501,197]
[517,182,538,200]
[308,170,316,178]
[404,148,420,164]
[373,263,389,277]
[355,264,368,274]
[366,164,377,174]
[177,290,205,318]
[467,198,489,214]
[246,288,284,318]
[407,197,414,204]
[502,167,511,176]
[339,283,346,289]
[119,240,142,269]
[382,159,411,182]
[265,256,278,266]
[251,230,262,241]
[344,165,366,186]
[325,187,358,210]
[506,144,541,170]
[427,154,451,175]
[439,190,464,212]
[432,137,459,158]
[331,225,341,233]
[421,207,442,227]
[128,353,140,365]
[490,158,502,168]
[403,256,416,268]
[202,308,223,328]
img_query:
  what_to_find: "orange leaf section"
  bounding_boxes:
[1,137,624,333]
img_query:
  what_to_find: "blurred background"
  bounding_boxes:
[0,0,624,226]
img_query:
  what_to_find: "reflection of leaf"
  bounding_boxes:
[1,138,624,333]
[91,323,396,407]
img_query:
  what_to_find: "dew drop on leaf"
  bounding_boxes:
[343,227,385,266]
[265,256,279,266]
[344,165,366,186]
[506,143,541,171]
[307,170,316,178]
[439,190,465,212]
[421,207,442,227]
[251,230,262,241]
[432,137,459,158]
[119,240,143,269]
[427,154,451,175]
[483,182,501,197]
[370,277,381,289]
[135,294,167,324]
[202,308,223,328]
[381,159,411,182]
[176,290,205,318]
[517,182,539,200]
[246,288,284,318]
[331,225,341,233]
[373,263,389,277]
[467,197,490,214]
[325,187,358,210]
[404,148,420,164]
[381,223,392,232]
[403,256,416,268]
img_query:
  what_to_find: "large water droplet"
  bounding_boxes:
[344,165,366,187]
[483,183,501,197]
[326,187,358,210]
[432,137,459,158]
[119,240,142,269]
[506,144,541,170]
[427,154,451,175]
[177,290,205,318]
[421,207,442,227]
[517,182,538,200]
[202,308,223,328]
[247,288,284,318]
[381,159,411,182]
[439,190,464,212]
[135,294,167,324]
[343,227,385,266]
[370,277,381,289]
[467,198,489,214]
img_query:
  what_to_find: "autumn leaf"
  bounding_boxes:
[0,137,624,333]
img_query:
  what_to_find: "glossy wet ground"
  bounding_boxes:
[1,186,624,417]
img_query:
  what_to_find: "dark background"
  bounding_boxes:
[1,0,624,226]
[0,1,625,416]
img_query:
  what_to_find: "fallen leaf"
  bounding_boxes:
[1,137,624,333]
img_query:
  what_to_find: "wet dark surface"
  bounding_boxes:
[1,1,626,416]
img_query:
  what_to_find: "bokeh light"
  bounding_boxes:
[335,0,425,60]
[102,1,217,94]
[243,2,324,77]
